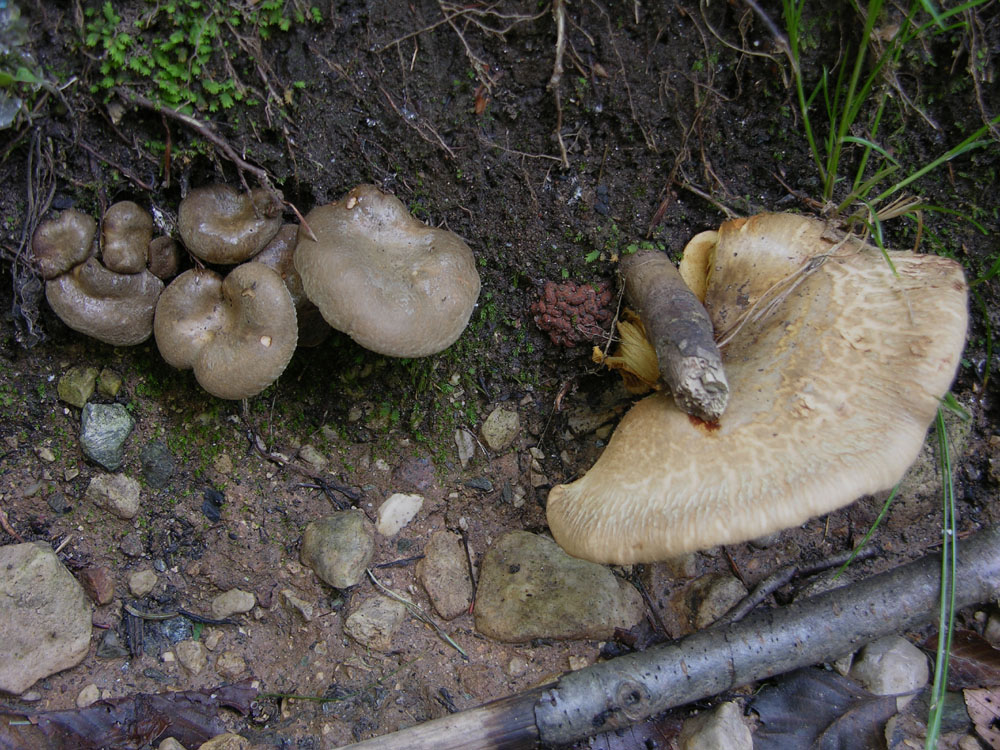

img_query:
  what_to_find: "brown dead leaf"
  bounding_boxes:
[965,687,1000,749]
[926,629,1000,690]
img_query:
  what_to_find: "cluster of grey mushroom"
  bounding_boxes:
[30,184,481,400]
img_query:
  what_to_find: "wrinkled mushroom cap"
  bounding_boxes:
[31,209,97,280]
[178,184,283,264]
[547,213,968,563]
[102,201,153,274]
[45,257,164,346]
[153,262,298,399]
[294,184,480,357]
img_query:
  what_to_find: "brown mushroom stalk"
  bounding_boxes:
[548,213,969,564]
[619,248,729,422]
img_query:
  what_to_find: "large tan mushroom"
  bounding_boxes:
[294,184,480,357]
[153,262,298,399]
[547,213,968,564]
[177,184,283,264]
[45,256,164,346]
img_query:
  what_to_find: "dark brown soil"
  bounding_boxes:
[1,1,998,747]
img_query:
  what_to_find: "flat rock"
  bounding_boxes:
[300,511,374,588]
[416,530,473,620]
[455,429,475,468]
[211,588,256,619]
[96,368,123,398]
[850,635,929,710]
[474,531,643,642]
[85,472,141,519]
[215,650,247,680]
[78,565,115,605]
[139,439,175,490]
[175,639,208,674]
[80,402,134,471]
[376,493,423,536]
[58,365,99,408]
[687,573,749,629]
[128,568,158,597]
[0,542,93,694]
[197,734,250,750]
[344,595,407,651]
[679,701,753,750]
[279,589,315,621]
[481,406,520,452]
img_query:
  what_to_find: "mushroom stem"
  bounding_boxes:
[619,249,729,422]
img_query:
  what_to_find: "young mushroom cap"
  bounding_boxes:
[547,213,968,564]
[31,209,97,280]
[102,201,153,274]
[153,262,298,399]
[177,184,283,264]
[294,184,481,357]
[254,224,330,347]
[147,236,181,280]
[45,257,164,346]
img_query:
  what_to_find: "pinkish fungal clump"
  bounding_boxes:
[530,280,613,347]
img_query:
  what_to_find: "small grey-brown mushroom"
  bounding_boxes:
[254,224,330,347]
[45,257,164,346]
[177,184,283,264]
[147,236,181,280]
[294,184,480,357]
[101,201,153,274]
[31,209,97,280]
[153,262,297,399]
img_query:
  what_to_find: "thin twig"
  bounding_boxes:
[0,506,24,542]
[717,545,879,625]
[114,88,274,191]
[367,569,469,659]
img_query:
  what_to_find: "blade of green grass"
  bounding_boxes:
[925,407,957,749]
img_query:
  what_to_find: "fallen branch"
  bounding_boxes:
[340,523,1000,749]
[619,249,729,421]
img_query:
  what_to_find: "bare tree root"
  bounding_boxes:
[340,523,1000,750]
[619,249,729,422]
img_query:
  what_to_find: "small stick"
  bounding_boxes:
[0,506,24,542]
[620,249,729,421]
[717,545,879,626]
[367,569,468,660]
[115,88,274,190]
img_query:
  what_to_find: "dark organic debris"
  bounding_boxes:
[924,629,1000,691]
[530,280,613,347]
[0,681,256,750]
[201,487,225,522]
[751,668,899,750]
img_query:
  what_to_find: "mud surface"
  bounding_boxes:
[1,1,999,747]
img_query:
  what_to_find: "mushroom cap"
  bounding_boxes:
[147,236,181,280]
[294,184,481,357]
[45,257,164,346]
[177,184,283,264]
[254,224,330,347]
[102,201,153,274]
[547,213,968,564]
[31,209,97,280]
[153,262,298,399]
